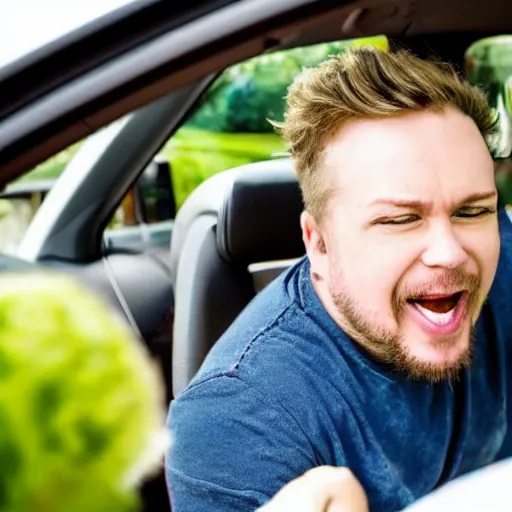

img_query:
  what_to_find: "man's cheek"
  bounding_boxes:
[477,237,500,293]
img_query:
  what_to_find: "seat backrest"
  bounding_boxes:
[170,159,304,396]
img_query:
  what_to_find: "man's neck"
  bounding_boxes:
[308,269,398,372]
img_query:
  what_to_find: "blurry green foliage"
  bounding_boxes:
[465,35,512,204]
[0,274,166,512]
[466,35,512,93]
[158,127,286,207]
[187,36,389,133]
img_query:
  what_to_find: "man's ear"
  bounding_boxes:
[301,210,329,280]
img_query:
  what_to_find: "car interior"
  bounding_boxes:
[1,0,512,510]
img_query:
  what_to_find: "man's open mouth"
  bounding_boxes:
[406,291,466,332]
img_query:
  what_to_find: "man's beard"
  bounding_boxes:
[329,268,480,383]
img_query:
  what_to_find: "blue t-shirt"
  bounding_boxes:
[166,209,512,512]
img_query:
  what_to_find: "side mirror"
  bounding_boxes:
[111,158,177,229]
[136,158,177,223]
[0,179,55,204]
[0,180,56,253]
[0,179,55,221]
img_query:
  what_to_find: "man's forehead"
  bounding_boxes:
[328,165,496,210]
[324,106,483,152]
[322,108,495,206]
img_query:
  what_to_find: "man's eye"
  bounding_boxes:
[379,215,419,225]
[454,207,495,219]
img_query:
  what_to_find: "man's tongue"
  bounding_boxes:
[408,293,461,326]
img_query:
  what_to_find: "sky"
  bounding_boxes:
[0,0,139,69]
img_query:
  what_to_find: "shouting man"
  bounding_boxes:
[166,47,512,511]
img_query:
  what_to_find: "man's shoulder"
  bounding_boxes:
[186,258,346,404]
[476,209,512,353]
[194,265,300,368]
[490,209,512,308]
[169,286,349,469]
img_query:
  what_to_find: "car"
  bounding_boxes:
[0,0,511,510]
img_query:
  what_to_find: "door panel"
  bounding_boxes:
[42,250,174,402]
[104,220,173,253]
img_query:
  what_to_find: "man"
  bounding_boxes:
[166,47,512,511]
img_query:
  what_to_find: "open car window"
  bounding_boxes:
[158,36,390,210]
[0,143,83,254]
[120,35,390,221]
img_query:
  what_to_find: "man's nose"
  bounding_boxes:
[421,222,469,269]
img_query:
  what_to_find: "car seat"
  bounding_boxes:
[169,158,304,396]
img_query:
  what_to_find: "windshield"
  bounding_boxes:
[0,0,142,69]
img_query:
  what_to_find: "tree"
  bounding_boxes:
[186,36,389,134]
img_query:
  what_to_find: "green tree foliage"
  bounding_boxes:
[187,37,388,133]
[466,35,512,93]
[466,36,512,203]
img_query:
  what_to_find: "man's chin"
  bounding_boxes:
[399,323,473,382]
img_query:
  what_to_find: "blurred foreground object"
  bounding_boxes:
[0,273,168,512]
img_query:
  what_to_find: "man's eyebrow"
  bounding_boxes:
[369,198,429,209]
[369,191,497,209]
[460,191,497,204]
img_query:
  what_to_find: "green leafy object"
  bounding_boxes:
[159,127,286,207]
[0,273,167,512]
[188,37,389,134]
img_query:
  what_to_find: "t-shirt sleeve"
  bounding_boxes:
[165,374,319,512]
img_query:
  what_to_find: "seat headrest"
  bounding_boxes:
[169,158,304,286]
[216,159,304,265]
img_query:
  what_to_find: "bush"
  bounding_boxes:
[159,127,286,208]
[0,273,167,512]
[187,36,389,134]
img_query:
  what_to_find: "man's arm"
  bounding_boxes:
[166,374,321,512]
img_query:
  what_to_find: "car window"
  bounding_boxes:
[465,35,512,212]
[0,142,82,254]
[159,35,390,211]
[102,35,390,237]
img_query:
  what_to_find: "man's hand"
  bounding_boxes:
[258,466,369,512]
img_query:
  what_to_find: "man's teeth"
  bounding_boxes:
[414,303,456,326]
